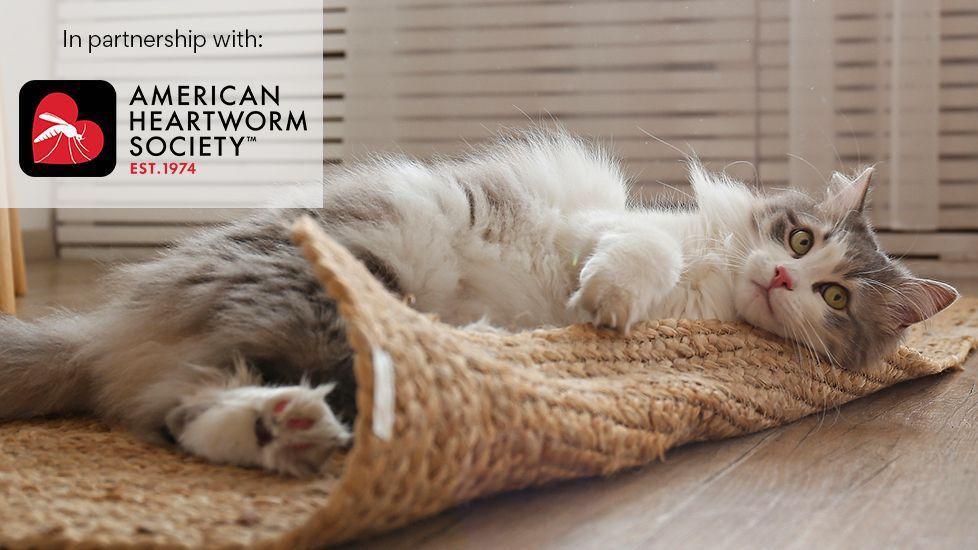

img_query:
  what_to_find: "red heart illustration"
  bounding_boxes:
[31,92,104,165]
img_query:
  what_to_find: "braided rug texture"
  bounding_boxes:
[0,217,975,549]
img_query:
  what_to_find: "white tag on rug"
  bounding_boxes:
[371,347,395,441]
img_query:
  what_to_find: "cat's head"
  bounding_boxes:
[732,168,958,369]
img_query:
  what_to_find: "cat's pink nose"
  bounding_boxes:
[769,265,794,290]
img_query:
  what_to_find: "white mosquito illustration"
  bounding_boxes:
[33,112,92,164]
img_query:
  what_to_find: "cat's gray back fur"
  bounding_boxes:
[0,208,361,433]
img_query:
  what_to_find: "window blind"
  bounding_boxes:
[54,0,977,278]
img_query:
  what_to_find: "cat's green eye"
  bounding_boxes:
[789,228,814,256]
[821,284,849,310]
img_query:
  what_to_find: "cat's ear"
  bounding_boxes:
[890,278,959,328]
[827,166,874,213]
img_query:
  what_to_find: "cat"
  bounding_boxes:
[0,128,958,476]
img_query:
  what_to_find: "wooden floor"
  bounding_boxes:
[16,261,978,549]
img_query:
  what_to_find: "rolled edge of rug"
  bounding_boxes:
[288,216,412,547]
[283,216,978,548]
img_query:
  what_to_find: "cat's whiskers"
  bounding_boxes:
[781,298,825,367]
[850,261,898,277]
[871,278,934,323]
[799,313,841,371]
[788,306,820,368]
[784,307,834,420]
[786,153,827,184]
[861,279,934,328]
[653,180,696,203]
[783,302,838,411]
[681,232,753,264]
[861,281,891,306]
[823,127,845,173]
[863,278,919,315]
[768,186,812,202]
[780,307,832,412]
[636,126,696,161]
[722,160,760,188]
[677,235,751,274]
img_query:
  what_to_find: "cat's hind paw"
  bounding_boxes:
[169,383,351,477]
[256,386,351,476]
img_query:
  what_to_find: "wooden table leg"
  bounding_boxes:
[9,208,26,296]
[0,207,15,315]
[0,72,20,311]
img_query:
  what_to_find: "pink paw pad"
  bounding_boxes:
[271,398,316,430]
[286,417,315,430]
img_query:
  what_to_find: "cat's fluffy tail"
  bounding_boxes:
[0,313,93,418]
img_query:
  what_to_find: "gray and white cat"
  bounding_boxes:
[0,129,958,476]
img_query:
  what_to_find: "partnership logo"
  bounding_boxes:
[19,80,116,177]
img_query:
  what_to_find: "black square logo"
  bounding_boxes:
[19,80,116,177]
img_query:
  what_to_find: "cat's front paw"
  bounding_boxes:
[569,231,682,333]
[569,268,647,334]
[255,386,351,476]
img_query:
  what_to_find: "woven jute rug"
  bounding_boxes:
[1,218,976,549]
